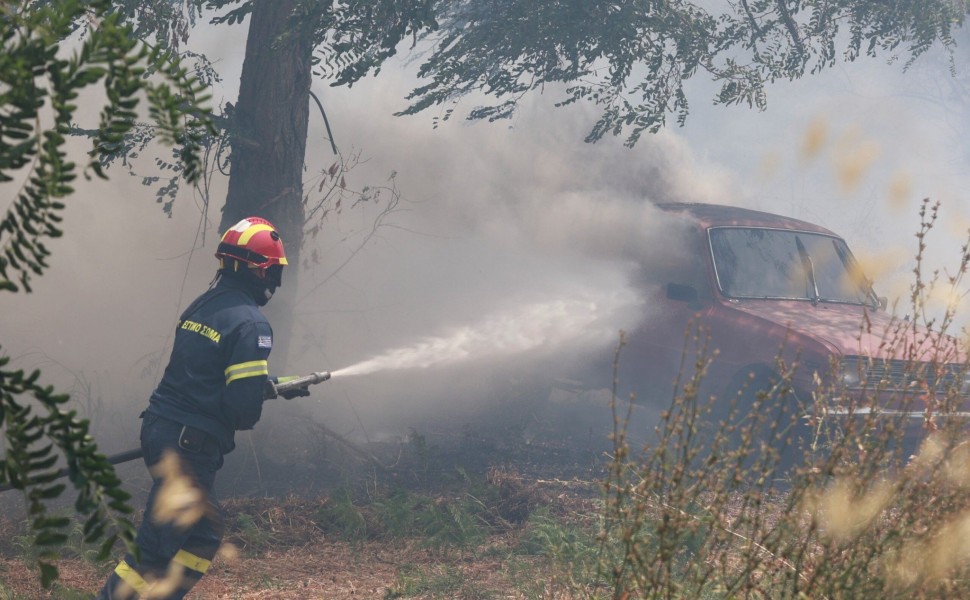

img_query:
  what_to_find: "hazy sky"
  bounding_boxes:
[4,14,970,455]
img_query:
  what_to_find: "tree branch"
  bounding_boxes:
[775,0,806,58]
[740,0,764,45]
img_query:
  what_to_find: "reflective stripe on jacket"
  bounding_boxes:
[147,276,272,453]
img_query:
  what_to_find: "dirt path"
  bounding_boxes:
[1,537,548,599]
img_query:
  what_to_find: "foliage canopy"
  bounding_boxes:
[123,1,966,148]
[393,0,968,146]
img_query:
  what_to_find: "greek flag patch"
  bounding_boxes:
[257,335,273,349]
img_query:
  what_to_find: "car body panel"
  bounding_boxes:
[612,203,968,429]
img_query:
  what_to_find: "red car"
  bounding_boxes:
[611,202,969,455]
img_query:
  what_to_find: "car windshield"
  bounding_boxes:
[708,227,876,305]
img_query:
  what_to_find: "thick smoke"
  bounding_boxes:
[3,22,970,476]
[270,65,740,447]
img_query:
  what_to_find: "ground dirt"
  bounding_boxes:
[0,538,549,599]
[0,432,608,600]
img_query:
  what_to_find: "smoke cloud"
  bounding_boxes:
[3,20,970,478]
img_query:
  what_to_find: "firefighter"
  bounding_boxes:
[97,217,308,599]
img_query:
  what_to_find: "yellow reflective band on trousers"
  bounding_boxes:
[172,549,212,574]
[224,360,268,384]
[114,560,150,595]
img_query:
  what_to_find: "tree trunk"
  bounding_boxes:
[222,0,313,362]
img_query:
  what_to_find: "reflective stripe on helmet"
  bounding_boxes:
[237,223,274,246]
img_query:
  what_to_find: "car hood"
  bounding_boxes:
[727,299,963,362]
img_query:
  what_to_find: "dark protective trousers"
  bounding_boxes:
[97,414,225,599]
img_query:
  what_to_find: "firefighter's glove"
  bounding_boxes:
[264,376,311,401]
[280,386,311,400]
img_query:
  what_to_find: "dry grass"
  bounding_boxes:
[0,476,599,599]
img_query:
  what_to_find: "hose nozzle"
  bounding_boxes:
[272,370,332,397]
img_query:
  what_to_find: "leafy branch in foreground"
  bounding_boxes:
[0,0,211,293]
[0,0,211,588]
[0,355,136,588]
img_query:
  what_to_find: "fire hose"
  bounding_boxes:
[0,371,331,494]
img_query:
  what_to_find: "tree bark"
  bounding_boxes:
[222,0,313,360]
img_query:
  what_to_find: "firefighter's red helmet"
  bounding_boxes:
[215,217,288,278]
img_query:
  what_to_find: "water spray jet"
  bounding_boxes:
[325,295,639,379]
[0,294,639,494]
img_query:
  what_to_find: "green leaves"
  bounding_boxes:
[314,0,967,147]
[0,0,212,293]
[0,0,212,588]
[1,344,139,588]
[311,0,439,85]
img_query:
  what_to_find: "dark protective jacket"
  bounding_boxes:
[146,275,272,453]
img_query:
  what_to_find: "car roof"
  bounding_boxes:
[657,202,838,236]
